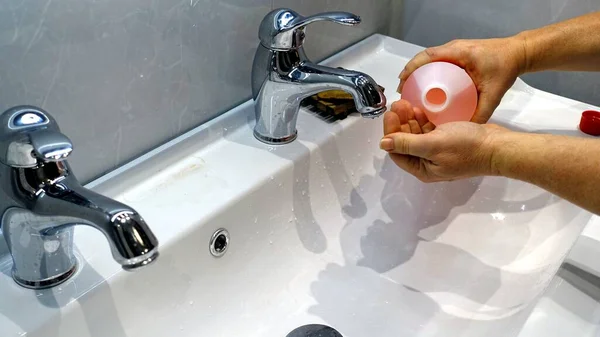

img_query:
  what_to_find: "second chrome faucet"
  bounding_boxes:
[251,8,387,144]
[0,106,158,289]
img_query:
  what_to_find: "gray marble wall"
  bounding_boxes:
[402,0,600,106]
[0,0,401,182]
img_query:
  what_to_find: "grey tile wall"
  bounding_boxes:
[401,0,600,107]
[0,0,401,182]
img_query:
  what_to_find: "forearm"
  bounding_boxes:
[492,132,600,214]
[515,11,600,73]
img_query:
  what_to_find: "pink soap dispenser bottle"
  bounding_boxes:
[401,62,478,126]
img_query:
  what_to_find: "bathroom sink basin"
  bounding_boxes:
[1,34,598,337]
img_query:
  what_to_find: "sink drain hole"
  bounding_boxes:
[286,324,343,337]
[209,228,229,257]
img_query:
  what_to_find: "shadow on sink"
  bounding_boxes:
[307,154,584,335]
[223,113,369,254]
[0,251,128,337]
[355,156,560,273]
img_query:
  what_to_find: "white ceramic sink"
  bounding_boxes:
[1,34,598,337]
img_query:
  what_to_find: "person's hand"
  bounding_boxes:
[381,101,510,182]
[398,37,526,124]
[385,100,435,135]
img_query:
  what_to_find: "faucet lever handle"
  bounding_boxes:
[259,8,361,51]
[0,106,73,168]
[29,129,73,163]
[292,11,361,29]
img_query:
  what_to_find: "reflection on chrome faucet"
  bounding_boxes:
[251,8,387,144]
[0,106,158,289]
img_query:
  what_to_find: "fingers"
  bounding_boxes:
[391,100,414,124]
[386,100,435,135]
[383,111,402,135]
[413,106,435,133]
[398,43,468,93]
[408,120,422,134]
[388,100,417,134]
[380,132,436,158]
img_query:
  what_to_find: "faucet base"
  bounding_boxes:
[13,263,77,289]
[254,129,298,145]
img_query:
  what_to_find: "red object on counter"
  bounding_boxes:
[579,110,600,136]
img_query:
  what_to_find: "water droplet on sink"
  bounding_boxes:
[179,326,184,331]
[189,301,194,306]
[270,176,274,181]
[254,217,258,224]
[278,183,282,187]
[367,138,371,143]
[323,165,326,169]
[301,190,306,196]
[223,128,228,132]
[320,184,324,188]
[269,240,273,245]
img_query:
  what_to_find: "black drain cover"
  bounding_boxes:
[286,324,343,337]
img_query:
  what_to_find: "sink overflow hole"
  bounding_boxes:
[209,228,229,257]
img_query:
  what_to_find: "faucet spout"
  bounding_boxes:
[291,62,387,117]
[35,180,159,269]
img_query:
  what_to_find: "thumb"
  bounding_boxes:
[379,132,435,158]
[471,90,504,124]
[398,44,468,93]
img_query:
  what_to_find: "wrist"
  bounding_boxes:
[507,33,530,76]
[483,126,521,177]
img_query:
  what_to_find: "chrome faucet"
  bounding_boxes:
[0,106,158,289]
[251,8,387,144]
